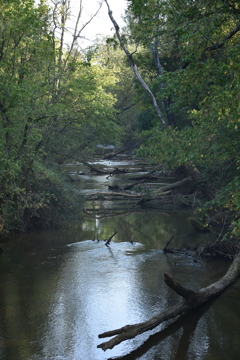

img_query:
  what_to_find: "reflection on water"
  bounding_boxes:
[0,158,240,360]
[0,212,240,360]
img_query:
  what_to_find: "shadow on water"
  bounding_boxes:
[108,300,215,360]
[1,218,240,360]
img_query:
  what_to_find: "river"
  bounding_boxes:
[0,156,240,360]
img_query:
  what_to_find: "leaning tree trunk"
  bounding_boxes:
[98,252,240,351]
[174,165,216,200]
[103,0,167,130]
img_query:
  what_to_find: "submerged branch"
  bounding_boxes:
[163,231,176,251]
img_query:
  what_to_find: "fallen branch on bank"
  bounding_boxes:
[97,252,240,351]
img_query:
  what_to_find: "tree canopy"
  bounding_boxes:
[118,0,240,238]
[0,0,239,239]
[0,0,121,232]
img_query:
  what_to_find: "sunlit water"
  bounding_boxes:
[0,158,240,360]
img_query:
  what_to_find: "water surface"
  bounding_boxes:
[0,158,239,360]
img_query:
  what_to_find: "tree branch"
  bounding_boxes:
[97,252,240,351]
[205,23,240,52]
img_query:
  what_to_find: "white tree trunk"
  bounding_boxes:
[104,0,167,129]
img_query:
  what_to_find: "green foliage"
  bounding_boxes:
[138,110,155,131]
[3,162,84,233]
[0,1,121,233]
[193,176,240,239]
[92,39,141,145]
[127,0,240,239]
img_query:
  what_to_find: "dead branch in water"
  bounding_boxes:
[80,159,127,175]
[163,231,176,251]
[97,253,240,351]
[105,230,118,246]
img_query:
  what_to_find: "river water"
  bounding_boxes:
[0,158,240,360]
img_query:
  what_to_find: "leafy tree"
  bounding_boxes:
[0,0,119,233]
[91,38,143,145]
[125,0,240,238]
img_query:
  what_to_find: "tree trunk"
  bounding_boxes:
[151,35,176,127]
[97,252,240,351]
[103,0,167,130]
[160,177,191,192]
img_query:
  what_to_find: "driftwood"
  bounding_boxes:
[104,147,127,160]
[97,252,240,351]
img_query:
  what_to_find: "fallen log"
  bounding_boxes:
[104,147,127,160]
[97,252,240,351]
[159,177,191,192]
[174,165,216,200]
[79,160,126,175]
[127,174,176,181]
[108,180,145,191]
[86,191,142,199]
[80,160,109,174]
[138,177,191,205]
[86,191,170,202]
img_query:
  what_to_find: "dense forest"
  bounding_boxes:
[0,0,239,253]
